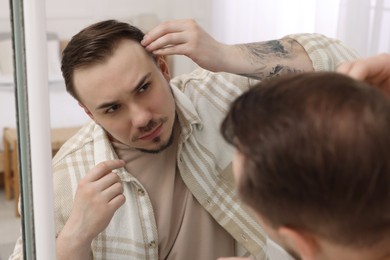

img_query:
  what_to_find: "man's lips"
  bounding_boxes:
[138,123,163,141]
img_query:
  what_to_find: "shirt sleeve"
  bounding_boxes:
[285,33,360,71]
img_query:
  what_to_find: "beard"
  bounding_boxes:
[136,129,175,154]
[104,116,176,154]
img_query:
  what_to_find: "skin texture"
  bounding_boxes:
[75,39,175,153]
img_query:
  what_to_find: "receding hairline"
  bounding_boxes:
[70,38,157,102]
[61,19,150,101]
[73,37,154,70]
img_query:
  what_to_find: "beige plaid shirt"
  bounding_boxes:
[10,33,359,260]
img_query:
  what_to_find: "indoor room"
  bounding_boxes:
[0,0,389,259]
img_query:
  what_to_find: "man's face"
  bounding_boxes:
[74,39,176,153]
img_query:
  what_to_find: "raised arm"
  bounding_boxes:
[141,19,313,80]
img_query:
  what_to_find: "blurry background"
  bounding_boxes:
[0,0,389,258]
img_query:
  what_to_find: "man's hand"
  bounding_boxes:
[57,160,126,260]
[141,19,229,72]
[142,19,312,79]
[337,53,390,94]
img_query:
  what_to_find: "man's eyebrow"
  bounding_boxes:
[95,73,151,111]
[96,101,117,111]
[131,73,151,94]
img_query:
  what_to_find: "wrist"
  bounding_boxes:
[57,227,92,260]
[57,217,95,258]
[216,44,254,74]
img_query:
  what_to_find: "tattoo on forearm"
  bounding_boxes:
[238,38,308,80]
[239,65,303,80]
[243,40,289,59]
[240,40,290,63]
[269,64,284,75]
[267,65,304,78]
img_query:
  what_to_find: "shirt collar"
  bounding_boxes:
[92,123,132,181]
[171,84,203,142]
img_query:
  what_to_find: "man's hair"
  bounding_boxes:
[61,19,148,101]
[221,72,390,247]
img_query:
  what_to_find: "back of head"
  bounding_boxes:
[222,72,390,248]
[61,19,146,100]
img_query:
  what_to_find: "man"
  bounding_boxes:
[10,19,358,259]
[219,70,390,260]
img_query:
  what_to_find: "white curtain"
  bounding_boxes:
[337,0,390,56]
[212,0,390,57]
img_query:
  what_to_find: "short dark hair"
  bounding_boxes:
[61,19,148,100]
[221,72,390,247]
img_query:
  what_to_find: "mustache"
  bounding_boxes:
[132,117,168,141]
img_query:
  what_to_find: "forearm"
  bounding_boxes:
[56,227,92,260]
[216,37,313,80]
[143,20,358,78]
[142,19,313,77]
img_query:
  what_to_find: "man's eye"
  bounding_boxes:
[106,104,120,113]
[138,83,151,93]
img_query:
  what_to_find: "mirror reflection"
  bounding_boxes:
[0,0,389,259]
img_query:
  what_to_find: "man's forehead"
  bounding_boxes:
[73,42,157,106]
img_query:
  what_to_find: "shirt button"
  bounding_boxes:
[148,240,156,247]
[138,189,145,196]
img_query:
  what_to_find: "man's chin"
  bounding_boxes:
[136,133,174,154]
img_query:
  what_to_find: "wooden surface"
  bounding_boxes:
[2,126,81,216]
[0,151,3,173]
[0,152,4,187]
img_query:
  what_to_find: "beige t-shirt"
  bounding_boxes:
[112,127,235,259]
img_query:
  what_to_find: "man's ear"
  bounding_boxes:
[278,226,319,260]
[155,55,171,81]
[78,102,94,120]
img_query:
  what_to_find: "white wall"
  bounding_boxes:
[0,0,214,150]
[211,0,342,44]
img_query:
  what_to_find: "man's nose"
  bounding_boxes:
[129,104,152,128]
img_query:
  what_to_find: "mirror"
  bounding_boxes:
[0,0,389,259]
